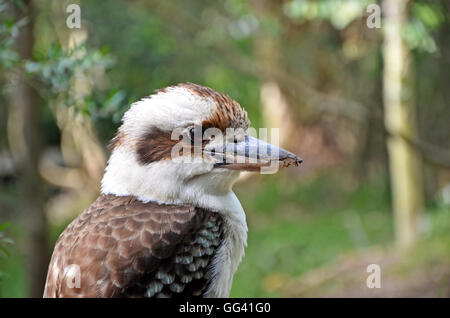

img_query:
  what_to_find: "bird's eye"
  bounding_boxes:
[189,127,195,140]
[189,126,204,144]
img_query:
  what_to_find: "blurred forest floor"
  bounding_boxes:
[231,172,450,297]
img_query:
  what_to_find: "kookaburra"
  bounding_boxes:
[44,83,301,298]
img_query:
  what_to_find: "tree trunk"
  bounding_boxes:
[252,0,297,149]
[8,0,49,297]
[382,0,424,248]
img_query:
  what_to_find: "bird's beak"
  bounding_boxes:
[205,135,302,173]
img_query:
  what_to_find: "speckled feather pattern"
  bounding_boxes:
[43,194,223,298]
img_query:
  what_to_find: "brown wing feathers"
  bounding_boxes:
[43,194,223,298]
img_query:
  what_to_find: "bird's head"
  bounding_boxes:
[101,83,302,211]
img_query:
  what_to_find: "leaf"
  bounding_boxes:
[0,245,10,257]
[0,222,10,232]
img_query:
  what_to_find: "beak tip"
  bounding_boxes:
[282,153,302,167]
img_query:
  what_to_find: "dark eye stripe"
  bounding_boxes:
[189,126,207,145]
[136,128,179,165]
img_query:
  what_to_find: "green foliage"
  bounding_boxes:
[404,1,446,53]
[0,223,25,297]
[231,175,395,297]
[1,1,126,129]
[0,222,13,291]
[230,175,450,297]
[0,0,24,69]
[80,0,263,130]
[25,44,112,94]
[24,43,126,121]
[284,0,373,30]
[0,222,13,258]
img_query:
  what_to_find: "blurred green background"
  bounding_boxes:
[0,0,449,297]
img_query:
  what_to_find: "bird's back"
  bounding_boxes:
[43,194,223,298]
